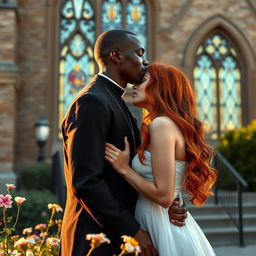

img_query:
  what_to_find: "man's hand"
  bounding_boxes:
[134,229,158,256]
[168,198,188,227]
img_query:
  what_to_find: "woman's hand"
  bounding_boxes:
[105,137,130,175]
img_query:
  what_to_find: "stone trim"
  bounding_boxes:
[0,0,17,9]
[0,61,19,72]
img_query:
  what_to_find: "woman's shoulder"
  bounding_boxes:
[150,116,178,131]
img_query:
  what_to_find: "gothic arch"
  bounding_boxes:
[182,14,256,126]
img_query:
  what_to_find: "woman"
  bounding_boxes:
[105,63,217,255]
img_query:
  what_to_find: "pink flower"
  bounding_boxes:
[34,223,47,231]
[40,211,47,217]
[0,194,13,208]
[15,197,26,206]
[6,184,16,192]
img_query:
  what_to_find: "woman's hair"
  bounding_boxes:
[137,63,217,206]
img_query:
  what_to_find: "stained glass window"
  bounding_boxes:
[59,0,95,135]
[126,0,147,55]
[59,0,149,135]
[102,0,123,31]
[193,33,242,139]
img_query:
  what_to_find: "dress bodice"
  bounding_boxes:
[131,151,187,196]
[132,151,215,256]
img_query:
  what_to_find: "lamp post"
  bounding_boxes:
[35,116,50,162]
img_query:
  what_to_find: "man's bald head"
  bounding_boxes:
[94,30,138,65]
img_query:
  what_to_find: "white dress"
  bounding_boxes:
[132,151,216,256]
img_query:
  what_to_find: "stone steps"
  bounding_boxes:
[184,193,256,246]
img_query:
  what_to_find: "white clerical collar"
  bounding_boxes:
[98,73,126,95]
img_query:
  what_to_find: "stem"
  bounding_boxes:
[12,205,20,229]
[38,209,55,255]
[2,207,10,256]
[86,247,95,256]
[117,250,126,256]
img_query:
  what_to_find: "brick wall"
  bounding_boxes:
[0,9,16,62]
[15,0,48,170]
[0,0,255,171]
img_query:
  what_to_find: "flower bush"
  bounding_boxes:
[1,185,141,256]
[217,120,256,191]
[6,190,59,235]
[0,184,62,256]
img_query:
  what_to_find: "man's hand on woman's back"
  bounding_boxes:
[168,198,188,227]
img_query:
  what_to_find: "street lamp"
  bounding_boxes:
[35,116,50,162]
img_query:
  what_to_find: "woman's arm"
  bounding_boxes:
[105,116,177,208]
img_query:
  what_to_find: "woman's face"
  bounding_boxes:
[132,72,151,108]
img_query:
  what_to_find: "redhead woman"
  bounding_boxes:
[105,63,217,255]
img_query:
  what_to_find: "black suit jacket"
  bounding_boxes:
[60,75,141,256]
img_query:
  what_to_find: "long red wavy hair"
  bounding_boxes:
[137,63,217,206]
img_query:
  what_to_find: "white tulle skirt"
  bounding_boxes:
[135,196,216,256]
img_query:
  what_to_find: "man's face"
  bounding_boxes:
[118,35,149,84]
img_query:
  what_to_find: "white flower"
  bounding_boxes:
[26,250,34,256]
[86,233,111,246]
[14,237,35,247]
[46,237,60,246]
[6,184,16,192]
[121,235,141,256]
[48,203,63,212]
[11,250,21,256]
[15,197,26,205]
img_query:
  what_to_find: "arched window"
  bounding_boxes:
[193,32,242,139]
[58,0,149,134]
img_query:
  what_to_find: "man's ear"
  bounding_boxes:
[110,49,122,65]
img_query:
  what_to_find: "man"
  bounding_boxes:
[60,30,186,256]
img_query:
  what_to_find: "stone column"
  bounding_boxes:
[0,0,20,190]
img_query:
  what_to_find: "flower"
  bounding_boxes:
[14,237,35,248]
[26,250,34,256]
[48,203,63,212]
[22,227,33,235]
[26,237,36,245]
[29,234,41,244]
[14,237,28,247]
[0,194,13,208]
[120,235,141,256]
[10,250,22,256]
[86,233,111,248]
[35,223,47,231]
[46,237,60,247]
[40,211,47,217]
[15,197,26,206]
[6,184,16,192]
[39,232,48,238]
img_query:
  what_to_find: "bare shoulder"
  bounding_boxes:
[150,116,179,133]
